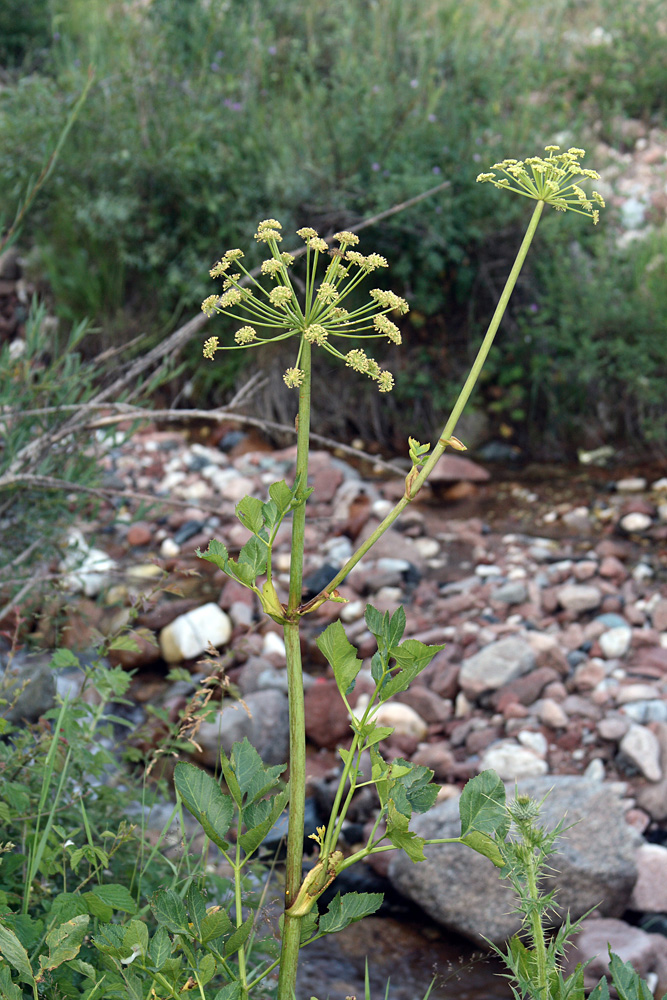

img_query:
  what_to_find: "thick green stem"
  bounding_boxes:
[305,200,545,606]
[526,852,548,1000]
[277,340,312,1000]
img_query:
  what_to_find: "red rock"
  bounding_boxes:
[428,454,490,484]
[599,595,624,615]
[395,686,452,724]
[572,660,606,691]
[127,521,153,547]
[304,680,351,749]
[441,481,480,500]
[429,658,461,700]
[503,702,530,719]
[489,666,559,710]
[599,556,628,581]
[652,598,667,632]
[543,681,568,701]
[595,539,633,560]
[629,647,667,675]
[410,743,456,779]
[526,633,569,674]
[465,727,501,754]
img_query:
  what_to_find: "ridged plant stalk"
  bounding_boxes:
[277,339,312,1000]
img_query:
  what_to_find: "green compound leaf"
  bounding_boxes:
[0,922,34,985]
[460,830,505,868]
[385,802,427,862]
[212,983,242,1000]
[236,535,267,582]
[150,890,189,936]
[49,647,80,670]
[198,953,217,986]
[235,495,264,535]
[0,966,24,1000]
[239,787,289,856]
[268,479,294,515]
[122,921,148,959]
[459,770,509,841]
[317,620,363,697]
[148,927,171,971]
[90,883,137,914]
[39,915,89,975]
[318,892,384,936]
[200,910,233,945]
[174,762,233,851]
[379,638,445,701]
[196,538,230,572]
[227,737,286,803]
[223,914,254,957]
[186,885,207,939]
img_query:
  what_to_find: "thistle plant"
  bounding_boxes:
[175,147,604,1000]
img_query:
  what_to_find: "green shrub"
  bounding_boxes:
[0,0,51,69]
[476,225,667,456]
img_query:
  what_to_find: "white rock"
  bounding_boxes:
[616,684,661,705]
[651,478,667,492]
[413,537,440,559]
[517,730,548,757]
[619,723,662,781]
[160,603,232,662]
[557,584,602,613]
[633,563,654,581]
[615,477,647,493]
[340,600,365,623]
[455,691,472,717]
[583,758,605,781]
[262,631,287,659]
[620,512,652,533]
[474,564,502,578]
[480,740,549,780]
[354,695,428,740]
[160,538,181,558]
[599,626,632,659]
[538,699,569,730]
[60,529,117,597]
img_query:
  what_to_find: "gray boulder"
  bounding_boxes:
[1,651,56,724]
[388,775,641,946]
[195,689,289,767]
[459,637,536,699]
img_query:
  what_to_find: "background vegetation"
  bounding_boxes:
[1,0,666,457]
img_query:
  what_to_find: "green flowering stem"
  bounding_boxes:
[277,340,312,1000]
[300,199,545,612]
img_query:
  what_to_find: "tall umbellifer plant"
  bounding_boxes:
[173,147,605,1000]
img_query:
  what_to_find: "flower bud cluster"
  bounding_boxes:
[200,220,410,393]
[477,145,605,224]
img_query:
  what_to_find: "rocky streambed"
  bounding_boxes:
[3,425,667,997]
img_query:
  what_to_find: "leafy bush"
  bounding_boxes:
[0,0,51,69]
[475,225,667,456]
[566,0,667,127]
[0,0,577,330]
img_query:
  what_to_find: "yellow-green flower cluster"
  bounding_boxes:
[201,221,409,392]
[477,145,605,224]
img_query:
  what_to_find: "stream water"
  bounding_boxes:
[295,915,509,1000]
